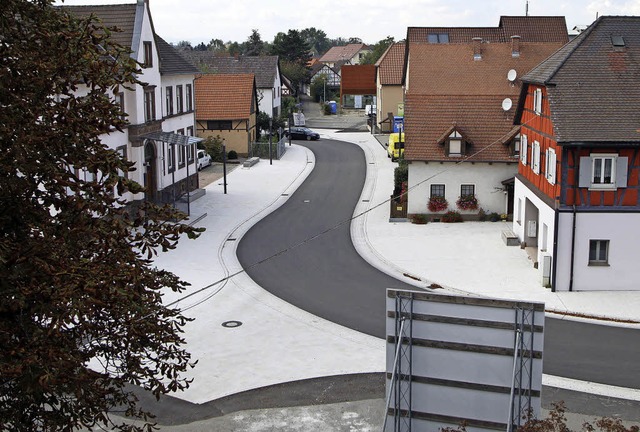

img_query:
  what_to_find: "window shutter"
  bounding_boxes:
[547,149,556,184]
[616,156,628,187]
[521,135,528,165]
[461,140,467,156]
[533,141,540,174]
[578,156,591,187]
[444,141,450,156]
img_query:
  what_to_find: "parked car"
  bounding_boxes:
[285,127,320,141]
[197,149,212,170]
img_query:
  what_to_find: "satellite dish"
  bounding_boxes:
[507,69,517,82]
[502,98,513,111]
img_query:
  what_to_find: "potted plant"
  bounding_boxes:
[442,210,463,223]
[456,194,478,211]
[428,195,448,212]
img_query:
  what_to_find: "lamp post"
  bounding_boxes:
[222,139,227,194]
[269,117,273,165]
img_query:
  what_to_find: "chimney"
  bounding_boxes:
[511,35,521,57]
[472,37,482,61]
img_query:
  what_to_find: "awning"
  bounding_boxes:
[141,131,203,146]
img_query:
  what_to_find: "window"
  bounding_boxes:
[143,41,153,68]
[517,198,522,224]
[167,143,175,173]
[117,92,125,120]
[589,240,609,265]
[533,88,543,115]
[207,120,232,130]
[186,126,195,162]
[520,134,528,165]
[512,133,520,158]
[144,87,155,122]
[186,84,193,111]
[531,141,540,174]
[116,145,127,179]
[177,129,185,167]
[579,154,627,189]
[176,85,183,114]
[165,86,173,116]
[546,147,556,184]
[428,33,449,43]
[448,131,462,157]
[460,184,475,196]
[430,184,445,197]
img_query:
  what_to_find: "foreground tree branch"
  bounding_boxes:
[0,1,203,430]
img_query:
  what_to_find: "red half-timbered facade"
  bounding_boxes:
[513,16,640,291]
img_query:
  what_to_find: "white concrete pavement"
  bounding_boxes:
[153,129,640,409]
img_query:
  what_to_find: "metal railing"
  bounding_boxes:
[250,137,287,160]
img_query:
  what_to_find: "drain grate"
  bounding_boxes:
[281,193,289,196]
[226,238,237,242]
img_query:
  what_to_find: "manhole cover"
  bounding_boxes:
[222,320,243,328]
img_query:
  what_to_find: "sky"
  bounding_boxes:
[55,0,640,46]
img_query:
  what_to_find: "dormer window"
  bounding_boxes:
[611,35,625,47]
[428,33,449,44]
[447,131,463,157]
[512,133,521,158]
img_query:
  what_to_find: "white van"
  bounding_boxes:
[197,149,211,170]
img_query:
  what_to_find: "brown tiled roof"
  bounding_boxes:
[155,36,199,75]
[195,74,256,120]
[376,42,405,85]
[340,65,376,95]
[521,16,640,144]
[319,43,368,63]
[61,4,138,49]
[404,95,520,161]
[404,41,564,162]
[499,16,569,43]
[407,16,568,44]
[181,53,279,89]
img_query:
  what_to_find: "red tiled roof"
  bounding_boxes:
[340,65,376,95]
[320,43,368,62]
[195,74,255,120]
[376,42,405,85]
[404,41,565,162]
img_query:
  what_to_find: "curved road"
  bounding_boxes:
[237,138,640,390]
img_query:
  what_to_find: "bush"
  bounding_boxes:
[323,103,332,115]
[394,160,408,193]
[227,150,238,160]
[412,214,428,224]
[442,210,463,223]
[456,194,478,210]
[489,212,500,222]
[200,135,224,162]
[478,208,487,221]
[428,195,448,212]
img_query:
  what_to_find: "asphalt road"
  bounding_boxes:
[237,137,640,390]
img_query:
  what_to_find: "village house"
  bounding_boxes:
[513,16,640,291]
[402,16,568,220]
[194,74,258,157]
[375,42,405,133]
[319,43,371,67]
[64,0,201,208]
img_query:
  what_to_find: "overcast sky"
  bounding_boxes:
[56,0,640,46]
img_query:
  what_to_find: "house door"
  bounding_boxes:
[144,140,157,202]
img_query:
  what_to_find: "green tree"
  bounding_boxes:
[245,29,265,56]
[176,40,193,50]
[208,38,226,54]
[0,1,201,430]
[310,74,328,102]
[280,60,309,97]
[227,41,242,56]
[361,36,395,64]
[300,27,330,56]
[271,29,312,66]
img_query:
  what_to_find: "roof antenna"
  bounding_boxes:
[526,1,529,16]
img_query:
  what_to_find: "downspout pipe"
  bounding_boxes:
[551,202,559,292]
[569,205,576,292]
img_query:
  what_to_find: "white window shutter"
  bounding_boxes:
[616,157,628,187]
[533,141,540,174]
[578,156,591,187]
[521,135,528,165]
[547,148,556,184]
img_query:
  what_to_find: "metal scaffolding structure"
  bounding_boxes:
[387,292,414,432]
[508,305,537,431]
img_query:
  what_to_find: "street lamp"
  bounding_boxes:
[269,117,273,165]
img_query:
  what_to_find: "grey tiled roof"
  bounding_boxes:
[155,36,199,75]
[180,52,280,89]
[61,4,137,50]
[522,16,640,144]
